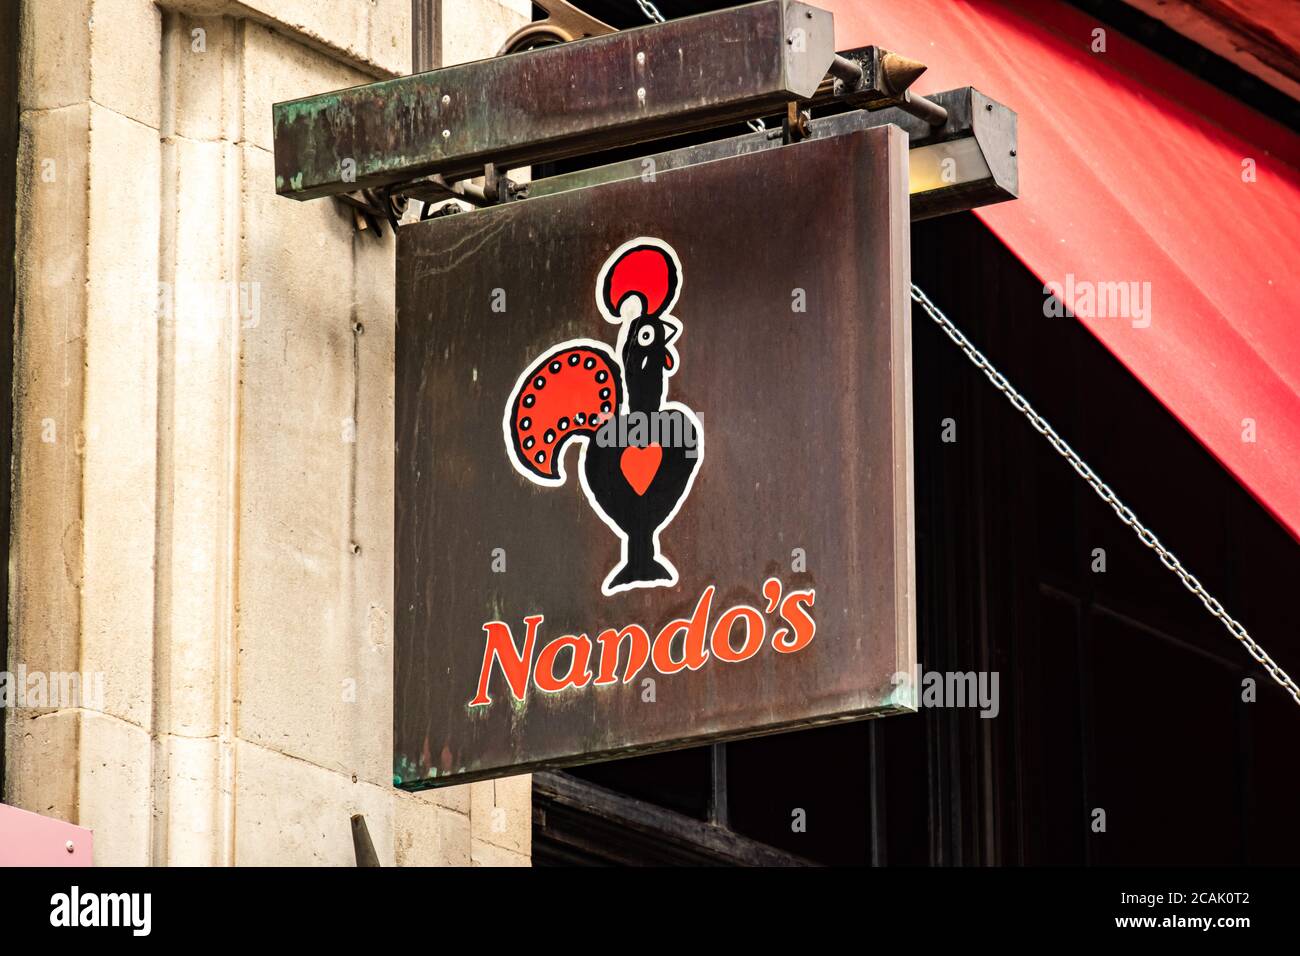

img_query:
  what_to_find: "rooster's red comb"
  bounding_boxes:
[598,240,680,322]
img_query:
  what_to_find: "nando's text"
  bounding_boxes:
[470,577,816,706]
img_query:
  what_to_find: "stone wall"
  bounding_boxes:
[5,0,530,866]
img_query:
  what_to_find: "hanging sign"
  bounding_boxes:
[395,125,916,788]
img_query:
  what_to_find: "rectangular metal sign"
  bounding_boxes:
[395,125,915,788]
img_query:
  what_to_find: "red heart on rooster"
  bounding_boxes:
[619,443,662,496]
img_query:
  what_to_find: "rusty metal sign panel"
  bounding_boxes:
[395,125,916,789]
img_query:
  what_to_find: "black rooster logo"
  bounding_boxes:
[503,238,704,595]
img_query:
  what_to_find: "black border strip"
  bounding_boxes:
[0,0,20,799]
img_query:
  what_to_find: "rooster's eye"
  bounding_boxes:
[636,324,655,346]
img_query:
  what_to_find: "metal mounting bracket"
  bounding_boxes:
[273,1,999,221]
[782,102,811,144]
[334,188,406,236]
[497,0,616,55]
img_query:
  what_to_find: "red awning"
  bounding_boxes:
[827,0,1300,541]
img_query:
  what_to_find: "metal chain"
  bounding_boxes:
[911,284,1300,707]
[632,1,766,131]
[624,0,1293,707]
[634,0,665,22]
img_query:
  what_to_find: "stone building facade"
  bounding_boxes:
[4,0,531,866]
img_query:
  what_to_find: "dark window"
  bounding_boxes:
[535,212,1300,865]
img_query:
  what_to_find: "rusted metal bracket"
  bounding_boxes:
[525,87,1016,222]
[482,162,528,204]
[334,188,406,236]
[496,0,616,55]
[419,199,464,221]
[809,47,927,111]
[274,0,838,200]
[811,47,948,126]
[415,174,490,208]
[274,1,966,214]
[782,102,811,144]
[399,164,527,216]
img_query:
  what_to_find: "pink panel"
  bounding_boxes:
[0,803,94,867]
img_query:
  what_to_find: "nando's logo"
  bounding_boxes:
[503,237,703,596]
[473,239,819,708]
[469,577,817,707]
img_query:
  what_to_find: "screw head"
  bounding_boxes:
[65,841,75,853]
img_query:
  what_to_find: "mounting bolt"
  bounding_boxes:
[441,129,450,140]
[350,542,362,555]
[441,94,450,106]
[66,841,74,853]
[352,321,364,335]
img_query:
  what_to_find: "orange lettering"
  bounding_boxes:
[469,615,542,706]
[772,589,816,653]
[711,605,765,662]
[534,634,594,692]
[652,586,713,674]
[594,625,651,685]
